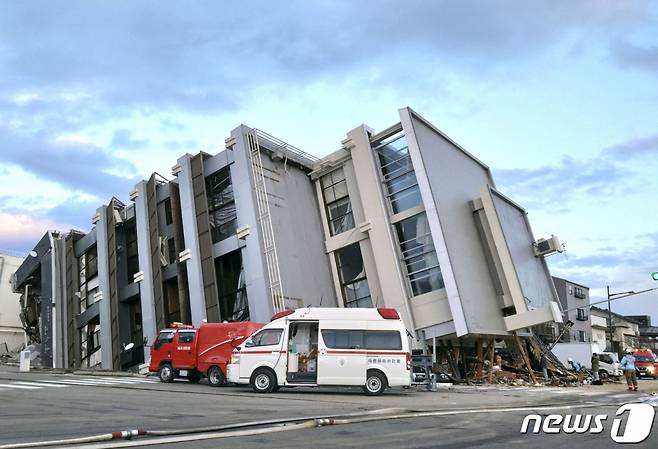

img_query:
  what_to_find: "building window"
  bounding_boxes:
[80,318,101,368]
[84,245,98,279]
[394,212,444,296]
[206,167,237,243]
[320,167,355,236]
[578,330,586,342]
[126,226,139,281]
[576,308,588,321]
[574,286,586,299]
[167,238,176,266]
[164,198,173,225]
[78,246,99,313]
[373,132,422,214]
[335,243,372,308]
[128,300,143,348]
[215,250,249,321]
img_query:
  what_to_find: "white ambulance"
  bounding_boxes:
[227,307,411,395]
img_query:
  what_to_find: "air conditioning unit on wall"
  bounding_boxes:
[533,235,563,257]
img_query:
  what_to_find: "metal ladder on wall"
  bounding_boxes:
[246,130,286,313]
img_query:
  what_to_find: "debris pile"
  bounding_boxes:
[427,333,585,387]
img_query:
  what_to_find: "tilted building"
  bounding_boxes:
[12,108,562,370]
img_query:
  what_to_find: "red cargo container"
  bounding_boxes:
[149,322,263,386]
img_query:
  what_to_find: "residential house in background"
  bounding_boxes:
[590,312,609,352]
[12,108,563,371]
[552,276,591,343]
[0,250,25,353]
[625,315,658,352]
[590,306,640,355]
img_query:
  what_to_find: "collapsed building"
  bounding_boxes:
[11,107,563,372]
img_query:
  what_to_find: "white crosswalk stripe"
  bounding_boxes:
[11,381,70,388]
[0,376,158,392]
[0,383,42,390]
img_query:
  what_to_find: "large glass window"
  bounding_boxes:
[394,213,444,296]
[335,243,372,308]
[206,167,237,243]
[215,250,250,321]
[321,167,355,236]
[373,132,422,214]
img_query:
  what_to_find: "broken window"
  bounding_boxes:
[215,250,250,321]
[321,167,355,236]
[373,132,422,214]
[206,167,238,243]
[394,212,444,296]
[335,243,372,308]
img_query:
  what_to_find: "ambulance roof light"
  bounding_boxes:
[271,310,295,321]
[377,308,400,320]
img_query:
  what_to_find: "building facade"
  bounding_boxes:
[12,108,562,370]
[590,307,640,355]
[552,277,592,343]
[0,251,25,353]
[624,315,658,352]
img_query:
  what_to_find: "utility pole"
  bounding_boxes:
[604,284,658,354]
[606,285,615,352]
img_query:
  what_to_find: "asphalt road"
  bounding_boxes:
[0,366,656,448]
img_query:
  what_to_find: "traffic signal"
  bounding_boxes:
[652,272,658,281]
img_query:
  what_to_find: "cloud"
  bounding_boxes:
[611,39,658,76]
[602,133,658,159]
[111,129,150,150]
[494,131,658,212]
[548,233,658,318]
[493,155,625,212]
[0,125,140,201]
[0,1,652,117]
[0,212,68,253]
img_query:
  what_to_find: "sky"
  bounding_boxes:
[1,1,657,320]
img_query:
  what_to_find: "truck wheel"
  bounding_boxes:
[363,370,387,396]
[158,364,175,383]
[250,368,276,393]
[188,370,201,383]
[207,366,225,387]
[598,370,609,381]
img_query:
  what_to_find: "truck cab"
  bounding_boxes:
[149,323,200,383]
[633,349,657,379]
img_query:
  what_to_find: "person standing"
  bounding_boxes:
[619,348,638,391]
[591,353,600,382]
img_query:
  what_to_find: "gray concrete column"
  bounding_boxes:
[177,155,207,326]
[134,180,157,361]
[95,205,114,369]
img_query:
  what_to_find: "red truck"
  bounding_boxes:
[633,349,657,379]
[149,321,263,386]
